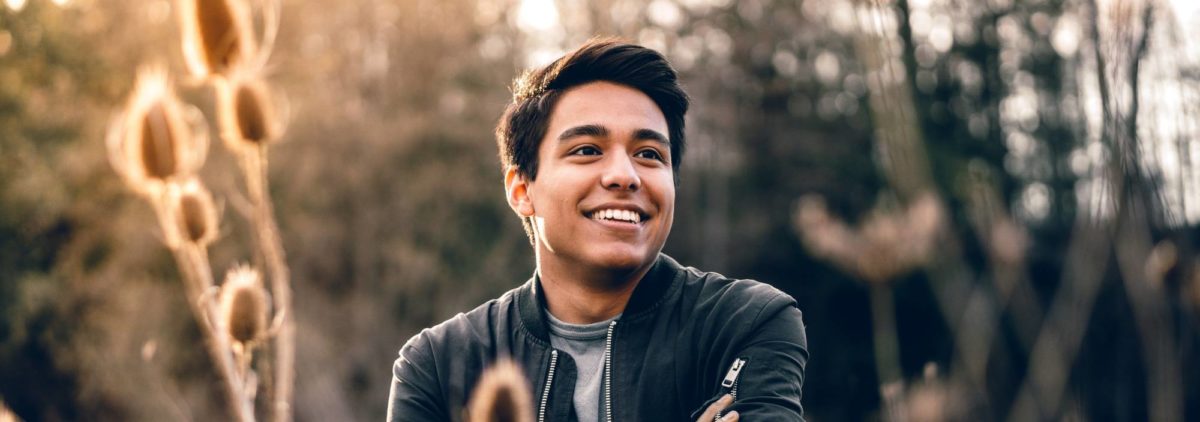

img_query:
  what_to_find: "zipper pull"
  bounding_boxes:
[721,358,747,388]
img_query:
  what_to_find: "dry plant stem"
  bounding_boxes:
[186,246,256,422]
[992,266,1043,351]
[964,179,1045,351]
[157,192,255,422]
[251,0,281,74]
[867,0,982,342]
[851,0,935,201]
[235,344,252,379]
[183,250,255,422]
[868,284,904,420]
[1075,1,1180,420]
[1113,202,1183,422]
[1006,206,1117,422]
[240,146,294,422]
[853,0,997,402]
[1105,6,1182,420]
[1008,3,1118,419]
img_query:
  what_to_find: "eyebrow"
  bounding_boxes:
[633,128,669,145]
[556,124,670,145]
[557,124,608,142]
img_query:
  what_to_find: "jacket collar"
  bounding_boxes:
[516,253,683,343]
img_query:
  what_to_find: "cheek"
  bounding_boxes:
[649,173,676,208]
[648,189,676,232]
[530,178,580,215]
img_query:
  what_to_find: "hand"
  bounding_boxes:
[695,394,740,422]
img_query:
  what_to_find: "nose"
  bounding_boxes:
[600,153,640,191]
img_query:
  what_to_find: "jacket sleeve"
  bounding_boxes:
[387,331,450,422]
[724,295,809,421]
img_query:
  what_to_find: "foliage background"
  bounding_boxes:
[1,0,1198,420]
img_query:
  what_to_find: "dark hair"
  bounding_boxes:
[495,38,690,183]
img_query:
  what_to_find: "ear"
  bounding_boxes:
[504,167,535,218]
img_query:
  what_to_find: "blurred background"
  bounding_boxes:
[1,0,1198,420]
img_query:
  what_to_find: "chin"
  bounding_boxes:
[587,246,656,273]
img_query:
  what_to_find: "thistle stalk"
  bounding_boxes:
[154,191,255,422]
[239,143,293,422]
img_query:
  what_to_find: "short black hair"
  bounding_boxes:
[495,38,690,182]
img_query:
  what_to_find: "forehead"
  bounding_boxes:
[545,81,668,138]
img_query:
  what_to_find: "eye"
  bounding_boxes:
[634,148,665,161]
[570,146,602,156]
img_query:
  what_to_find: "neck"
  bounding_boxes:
[535,252,654,325]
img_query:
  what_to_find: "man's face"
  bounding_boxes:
[508,81,675,276]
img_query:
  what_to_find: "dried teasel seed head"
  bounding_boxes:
[107,67,208,197]
[140,102,179,179]
[859,212,905,283]
[179,0,254,79]
[794,195,858,270]
[234,81,273,143]
[795,193,944,285]
[166,179,219,248]
[220,266,270,345]
[217,76,280,150]
[907,364,948,422]
[906,194,942,247]
[468,359,534,422]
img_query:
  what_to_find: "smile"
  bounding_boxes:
[586,208,646,224]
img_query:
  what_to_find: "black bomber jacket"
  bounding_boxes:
[387,254,808,421]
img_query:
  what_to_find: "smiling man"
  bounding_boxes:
[388,39,808,422]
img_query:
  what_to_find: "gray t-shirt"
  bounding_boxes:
[546,312,618,422]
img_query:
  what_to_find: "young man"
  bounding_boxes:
[388,39,808,421]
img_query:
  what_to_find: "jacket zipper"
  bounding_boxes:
[538,350,558,422]
[715,357,747,421]
[603,320,617,422]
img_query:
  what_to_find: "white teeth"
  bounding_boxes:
[591,209,642,223]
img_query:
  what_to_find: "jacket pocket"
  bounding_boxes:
[689,357,749,420]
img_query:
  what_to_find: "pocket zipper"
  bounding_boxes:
[715,358,747,421]
[721,358,746,389]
